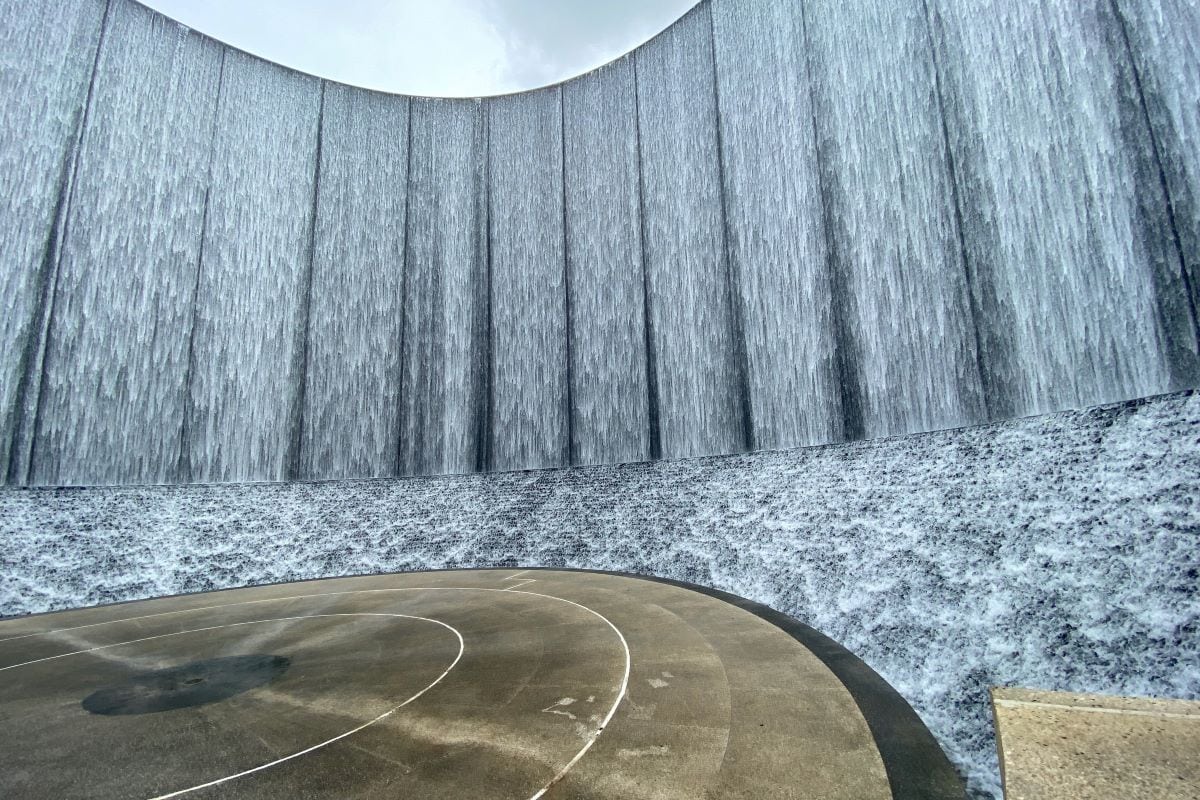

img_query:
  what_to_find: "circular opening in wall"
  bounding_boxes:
[137,0,702,97]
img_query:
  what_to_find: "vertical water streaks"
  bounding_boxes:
[183,51,321,483]
[635,5,747,459]
[710,0,843,450]
[298,84,410,480]
[1103,0,1200,389]
[1112,0,1200,364]
[477,102,494,475]
[633,57,662,461]
[283,81,325,481]
[486,88,570,472]
[803,0,985,440]
[931,0,1190,418]
[3,0,1200,488]
[797,1,865,442]
[562,58,651,466]
[28,3,222,486]
[708,3,756,454]
[0,0,108,482]
[918,0,997,423]
[399,99,490,476]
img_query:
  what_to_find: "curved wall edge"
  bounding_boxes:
[131,0,707,100]
[1,0,1198,486]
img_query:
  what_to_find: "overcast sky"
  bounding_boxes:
[142,0,699,97]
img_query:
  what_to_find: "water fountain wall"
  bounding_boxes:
[399,99,489,478]
[0,0,109,482]
[300,85,410,482]
[563,59,651,466]
[2,0,1198,485]
[29,1,222,486]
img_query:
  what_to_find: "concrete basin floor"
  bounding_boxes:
[0,569,961,799]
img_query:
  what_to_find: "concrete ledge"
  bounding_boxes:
[991,688,1200,799]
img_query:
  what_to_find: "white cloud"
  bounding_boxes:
[140,0,697,96]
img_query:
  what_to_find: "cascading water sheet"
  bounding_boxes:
[300,84,409,481]
[2,0,1198,486]
[802,0,986,441]
[487,88,570,472]
[0,0,107,480]
[635,6,747,460]
[1113,0,1200,353]
[399,99,489,477]
[930,0,1196,420]
[182,51,321,484]
[31,2,222,486]
[563,58,652,466]
[710,0,843,451]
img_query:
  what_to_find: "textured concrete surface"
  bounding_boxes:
[991,688,1200,799]
[0,569,960,799]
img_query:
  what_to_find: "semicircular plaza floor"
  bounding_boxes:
[0,569,962,799]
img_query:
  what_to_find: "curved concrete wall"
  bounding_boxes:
[2,0,1198,485]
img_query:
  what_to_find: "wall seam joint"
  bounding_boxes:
[631,54,661,461]
[11,0,115,485]
[177,47,228,484]
[1108,0,1200,365]
[706,1,754,453]
[285,81,327,481]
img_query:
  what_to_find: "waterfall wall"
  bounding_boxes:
[2,0,1197,486]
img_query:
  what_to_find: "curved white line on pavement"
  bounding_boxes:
[0,575,518,642]
[513,588,631,800]
[0,595,319,644]
[1,613,464,799]
[1,585,631,800]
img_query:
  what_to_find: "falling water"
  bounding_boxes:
[399,98,489,477]
[930,0,1197,419]
[0,0,107,481]
[635,6,748,460]
[182,50,321,484]
[299,84,409,481]
[30,1,222,486]
[0,0,1196,486]
[563,58,652,466]
[710,0,842,450]
[487,88,571,472]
